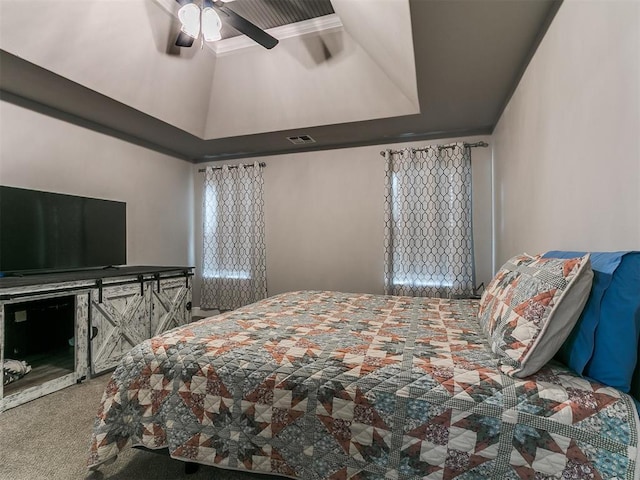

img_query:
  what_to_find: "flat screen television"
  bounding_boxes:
[0,186,126,275]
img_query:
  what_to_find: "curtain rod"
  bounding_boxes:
[198,162,266,173]
[380,141,489,157]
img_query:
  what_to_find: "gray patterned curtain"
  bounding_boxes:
[384,142,475,298]
[201,163,267,310]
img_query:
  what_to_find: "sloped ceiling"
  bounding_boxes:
[0,0,560,162]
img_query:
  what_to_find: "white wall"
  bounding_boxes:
[0,100,194,268]
[204,28,418,139]
[0,102,491,309]
[492,0,640,266]
[0,0,216,138]
[331,0,418,108]
[192,135,492,307]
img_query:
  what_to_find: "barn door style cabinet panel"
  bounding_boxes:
[150,277,192,337]
[0,266,193,412]
[90,282,150,376]
[90,274,193,375]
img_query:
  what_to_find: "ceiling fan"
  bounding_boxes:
[175,0,279,50]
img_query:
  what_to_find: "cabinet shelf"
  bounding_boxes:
[4,347,74,396]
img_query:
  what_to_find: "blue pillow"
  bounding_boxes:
[543,251,624,374]
[585,252,640,392]
[544,251,640,392]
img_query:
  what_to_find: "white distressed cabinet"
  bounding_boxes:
[0,266,193,412]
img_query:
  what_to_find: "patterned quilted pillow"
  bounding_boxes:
[478,253,593,377]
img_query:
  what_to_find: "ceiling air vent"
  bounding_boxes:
[287,135,316,145]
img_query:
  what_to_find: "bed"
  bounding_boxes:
[88,253,640,479]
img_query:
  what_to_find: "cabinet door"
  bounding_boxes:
[90,283,150,375]
[150,278,192,337]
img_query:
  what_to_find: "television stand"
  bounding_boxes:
[0,266,193,412]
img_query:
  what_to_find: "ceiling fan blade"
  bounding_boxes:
[216,5,279,50]
[175,31,195,47]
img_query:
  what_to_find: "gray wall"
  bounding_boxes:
[492,1,640,264]
[0,100,195,268]
[192,135,493,308]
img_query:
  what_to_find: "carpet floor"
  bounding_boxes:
[0,374,286,480]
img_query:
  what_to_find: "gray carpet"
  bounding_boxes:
[0,374,286,480]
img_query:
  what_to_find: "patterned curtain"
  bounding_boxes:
[384,142,475,298]
[201,163,267,310]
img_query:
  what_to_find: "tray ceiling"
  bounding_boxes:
[0,0,561,162]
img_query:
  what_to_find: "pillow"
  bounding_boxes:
[478,253,535,334]
[542,251,626,375]
[544,252,640,393]
[3,359,32,386]
[478,253,593,378]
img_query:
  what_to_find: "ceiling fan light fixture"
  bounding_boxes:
[202,7,222,42]
[172,0,277,49]
[178,3,201,39]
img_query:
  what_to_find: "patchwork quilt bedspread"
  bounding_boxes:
[88,291,640,479]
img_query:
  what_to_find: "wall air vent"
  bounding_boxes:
[287,135,316,145]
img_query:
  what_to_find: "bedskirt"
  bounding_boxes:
[88,290,640,479]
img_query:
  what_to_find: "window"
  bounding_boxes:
[201,163,266,310]
[383,144,475,298]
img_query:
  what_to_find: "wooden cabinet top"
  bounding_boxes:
[0,266,193,297]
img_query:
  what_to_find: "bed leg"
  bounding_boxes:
[185,462,199,474]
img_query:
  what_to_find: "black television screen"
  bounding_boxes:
[0,186,126,274]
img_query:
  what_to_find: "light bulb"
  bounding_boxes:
[177,3,201,39]
[202,7,222,42]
